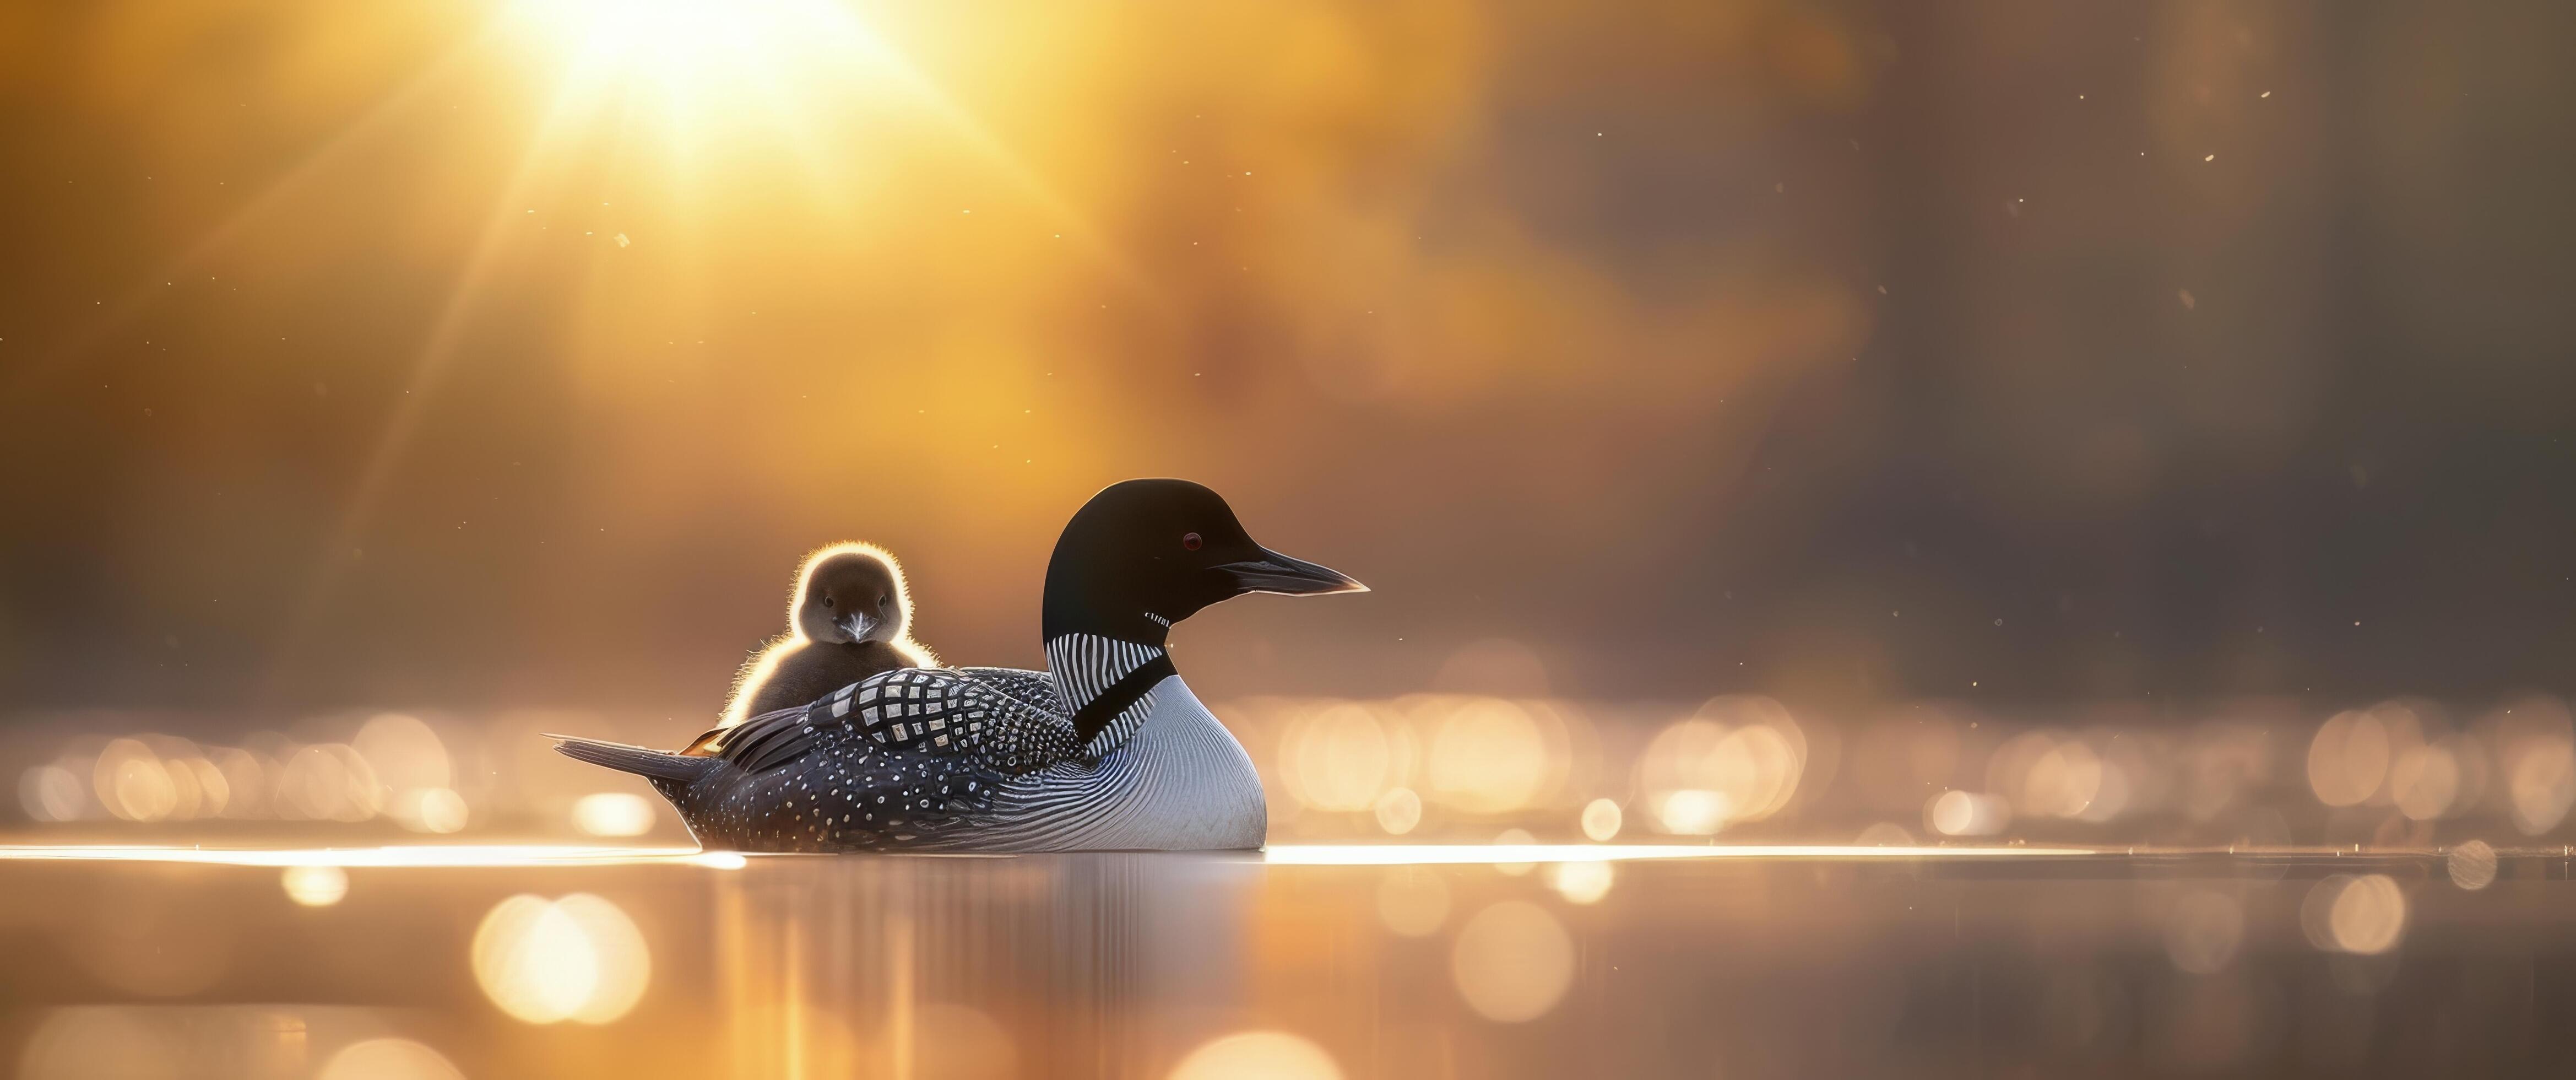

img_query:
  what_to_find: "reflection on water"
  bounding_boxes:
[279,865,350,907]
[1167,1031,1340,1080]
[471,893,650,1025]
[317,1039,465,1080]
[1448,899,1574,1023]
[3,843,2574,1077]
[14,695,2576,866]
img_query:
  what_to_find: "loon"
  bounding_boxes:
[552,479,1364,851]
[703,542,935,747]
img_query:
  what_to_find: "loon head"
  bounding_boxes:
[1043,479,1365,645]
[790,543,913,645]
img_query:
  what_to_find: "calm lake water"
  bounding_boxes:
[2,844,2570,1078]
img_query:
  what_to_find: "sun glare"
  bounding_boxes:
[504,0,897,124]
[513,0,856,79]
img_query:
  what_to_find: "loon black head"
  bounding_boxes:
[1043,479,1365,646]
[791,543,913,646]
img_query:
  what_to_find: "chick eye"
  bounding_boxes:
[879,595,891,609]
[821,595,835,608]
[1181,532,1202,551]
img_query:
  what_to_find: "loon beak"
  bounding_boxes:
[1218,547,1369,596]
[837,612,878,642]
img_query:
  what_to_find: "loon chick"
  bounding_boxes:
[553,479,1363,852]
[693,543,934,754]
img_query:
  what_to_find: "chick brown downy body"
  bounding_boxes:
[704,543,933,752]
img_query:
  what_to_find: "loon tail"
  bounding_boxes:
[549,735,720,782]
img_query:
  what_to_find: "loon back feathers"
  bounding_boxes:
[555,656,1170,851]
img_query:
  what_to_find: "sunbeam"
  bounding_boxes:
[0,36,491,400]
[258,62,610,700]
[504,0,1164,305]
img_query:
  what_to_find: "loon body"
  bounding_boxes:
[554,479,1362,852]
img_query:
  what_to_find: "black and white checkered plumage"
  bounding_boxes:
[644,640,1165,850]
[552,479,1364,852]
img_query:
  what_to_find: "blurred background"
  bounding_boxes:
[14,5,2576,1078]
[4,0,2576,846]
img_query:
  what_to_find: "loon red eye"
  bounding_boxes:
[1181,532,1202,551]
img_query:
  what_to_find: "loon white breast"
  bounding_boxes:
[977,651,1266,851]
[550,478,1360,852]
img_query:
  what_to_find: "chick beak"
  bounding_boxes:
[837,611,878,642]
[1217,546,1369,596]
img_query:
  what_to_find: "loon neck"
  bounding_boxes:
[1039,595,1172,650]
[1043,632,1172,717]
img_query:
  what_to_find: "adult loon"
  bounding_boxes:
[706,542,935,741]
[553,479,1364,851]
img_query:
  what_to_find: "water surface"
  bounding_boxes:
[3,843,2569,1078]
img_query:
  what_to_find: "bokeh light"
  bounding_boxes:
[1579,797,1622,841]
[1854,822,1916,846]
[1549,860,1614,905]
[1988,730,2109,821]
[2447,839,2498,890]
[572,792,659,837]
[1371,786,1423,835]
[1492,828,1537,876]
[1375,867,1451,937]
[10,691,2576,860]
[95,738,176,822]
[1634,696,1807,835]
[2307,707,2395,807]
[2388,739,2463,820]
[1168,1031,1342,1080]
[1424,699,1550,815]
[352,712,451,796]
[17,1008,185,1080]
[2507,741,2576,835]
[318,1038,465,1080]
[1450,900,1575,1023]
[1279,703,1393,813]
[1927,790,2010,837]
[2301,874,2406,955]
[1655,787,1732,835]
[391,787,471,833]
[2162,889,2244,974]
[282,865,351,906]
[19,762,86,822]
[472,892,651,1024]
